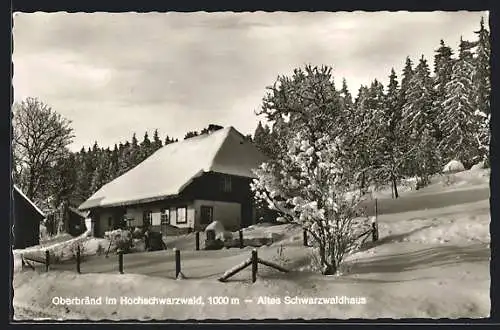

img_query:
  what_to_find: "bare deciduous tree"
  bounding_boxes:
[13,97,74,203]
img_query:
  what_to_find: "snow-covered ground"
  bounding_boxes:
[371,168,489,199]
[12,229,93,272]
[12,168,491,320]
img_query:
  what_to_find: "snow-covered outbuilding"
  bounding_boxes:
[79,127,268,237]
[443,160,465,173]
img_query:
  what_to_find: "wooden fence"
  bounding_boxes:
[21,200,381,279]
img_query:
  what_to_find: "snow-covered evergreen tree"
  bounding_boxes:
[339,78,354,114]
[400,57,414,104]
[376,68,405,198]
[473,17,491,117]
[253,65,372,275]
[402,55,440,182]
[472,17,491,164]
[140,131,153,161]
[439,37,479,167]
[152,129,163,152]
[90,151,109,194]
[432,40,455,143]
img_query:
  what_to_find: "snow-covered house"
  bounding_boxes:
[12,185,45,249]
[78,126,267,237]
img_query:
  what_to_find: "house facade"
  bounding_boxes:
[79,126,267,237]
[12,185,45,249]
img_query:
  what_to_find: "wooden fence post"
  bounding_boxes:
[303,229,308,247]
[195,232,200,251]
[76,245,81,274]
[118,250,124,274]
[375,198,378,219]
[175,248,181,279]
[372,222,379,242]
[239,230,244,249]
[251,249,258,283]
[45,250,50,272]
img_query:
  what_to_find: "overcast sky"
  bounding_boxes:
[13,11,488,152]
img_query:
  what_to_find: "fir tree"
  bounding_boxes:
[439,37,479,167]
[253,121,274,158]
[107,144,120,181]
[402,55,439,182]
[413,128,441,187]
[473,17,491,163]
[90,160,107,194]
[339,78,354,114]
[152,129,163,151]
[140,131,152,161]
[118,141,132,176]
[184,131,199,139]
[403,55,434,134]
[164,135,175,145]
[400,56,414,104]
[129,133,140,167]
[378,68,404,198]
[432,40,455,142]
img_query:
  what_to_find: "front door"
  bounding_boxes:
[200,206,213,228]
[241,202,253,228]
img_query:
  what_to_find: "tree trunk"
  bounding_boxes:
[391,174,399,199]
[319,243,337,275]
[322,263,337,275]
[360,172,365,192]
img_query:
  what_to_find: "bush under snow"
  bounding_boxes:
[443,160,465,173]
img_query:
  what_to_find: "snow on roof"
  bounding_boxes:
[69,206,89,218]
[79,126,267,210]
[13,185,45,217]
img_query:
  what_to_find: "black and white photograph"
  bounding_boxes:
[11,10,491,320]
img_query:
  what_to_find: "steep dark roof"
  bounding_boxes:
[13,185,45,217]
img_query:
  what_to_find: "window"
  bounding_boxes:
[169,208,177,224]
[108,217,113,227]
[143,211,152,228]
[151,212,161,226]
[176,207,187,224]
[221,175,232,193]
[200,206,213,225]
[160,209,169,225]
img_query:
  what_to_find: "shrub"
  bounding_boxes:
[106,229,133,253]
[69,240,87,261]
[132,227,144,239]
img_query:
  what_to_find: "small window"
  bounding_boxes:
[176,207,187,224]
[161,209,169,225]
[221,175,232,192]
[143,211,152,228]
[108,217,113,227]
[200,206,213,225]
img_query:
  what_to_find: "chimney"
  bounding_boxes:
[207,124,224,134]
